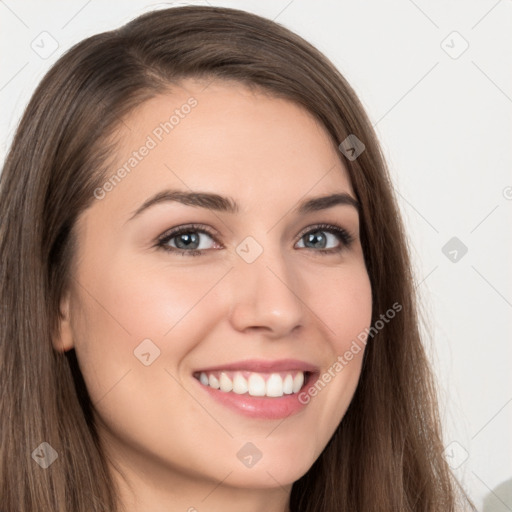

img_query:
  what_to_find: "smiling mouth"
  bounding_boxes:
[193,370,313,398]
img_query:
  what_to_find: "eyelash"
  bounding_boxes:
[155,222,354,257]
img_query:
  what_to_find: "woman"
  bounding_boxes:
[0,5,475,511]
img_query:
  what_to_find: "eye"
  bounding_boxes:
[156,223,220,257]
[156,222,354,257]
[295,223,354,255]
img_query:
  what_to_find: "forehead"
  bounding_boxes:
[96,79,354,217]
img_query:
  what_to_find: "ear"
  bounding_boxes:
[52,290,75,352]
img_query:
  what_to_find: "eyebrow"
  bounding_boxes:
[126,188,360,222]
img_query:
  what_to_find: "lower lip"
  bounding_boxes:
[194,373,317,420]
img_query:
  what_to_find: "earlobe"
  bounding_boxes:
[52,292,75,352]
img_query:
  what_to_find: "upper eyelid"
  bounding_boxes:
[158,223,218,242]
[296,223,348,237]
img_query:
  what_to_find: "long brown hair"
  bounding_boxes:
[0,6,474,511]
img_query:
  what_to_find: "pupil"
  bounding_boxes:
[306,231,326,249]
[176,232,199,249]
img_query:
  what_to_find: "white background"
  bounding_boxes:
[1,1,511,510]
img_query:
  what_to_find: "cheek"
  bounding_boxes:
[70,258,230,398]
[68,261,222,460]
[76,255,229,346]
[300,262,372,432]
[306,261,373,351]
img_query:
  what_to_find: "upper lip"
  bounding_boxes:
[194,358,319,374]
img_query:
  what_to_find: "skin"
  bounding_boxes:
[54,79,373,512]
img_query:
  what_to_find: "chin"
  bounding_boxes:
[210,438,319,490]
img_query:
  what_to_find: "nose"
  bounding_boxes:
[227,246,305,339]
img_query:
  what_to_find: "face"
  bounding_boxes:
[56,79,372,506]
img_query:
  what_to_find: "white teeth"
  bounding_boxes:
[219,372,233,392]
[292,372,304,393]
[232,372,249,394]
[266,373,284,397]
[248,373,266,396]
[283,374,294,394]
[208,374,220,389]
[197,370,307,397]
